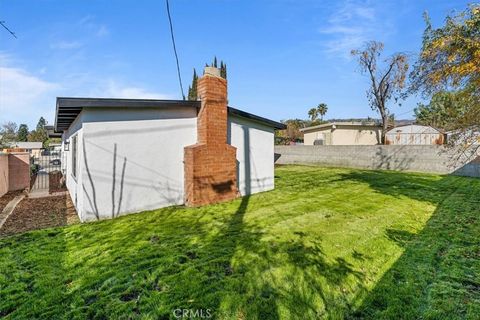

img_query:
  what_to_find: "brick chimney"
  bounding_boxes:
[184,67,239,206]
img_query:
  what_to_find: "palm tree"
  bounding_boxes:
[317,103,328,121]
[308,108,318,121]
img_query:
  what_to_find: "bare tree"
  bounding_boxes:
[351,41,409,144]
[0,121,18,147]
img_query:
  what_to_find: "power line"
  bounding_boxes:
[0,21,17,39]
[165,0,185,100]
[394,108,416,117]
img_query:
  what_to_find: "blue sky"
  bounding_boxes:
[0,0,472,128]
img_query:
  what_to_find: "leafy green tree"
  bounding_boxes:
[17,124,29,142]
[276,119,308,144]
[410,6,480,95]
[414,91,466,129]
[317,103,328,121]
[36,117,46,131]
[28,117,48,148]
[410,5,479,158]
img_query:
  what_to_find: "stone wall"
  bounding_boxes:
[274,145,480,177]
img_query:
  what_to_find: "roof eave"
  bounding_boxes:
[227,106,286,130]
[54,97,286,132]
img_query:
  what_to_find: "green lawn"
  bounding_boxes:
[0,166,479,319]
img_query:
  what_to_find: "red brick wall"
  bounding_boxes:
[184,69,239,206]
[8,153,30,192]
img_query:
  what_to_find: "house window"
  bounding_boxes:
[71,135,78,178]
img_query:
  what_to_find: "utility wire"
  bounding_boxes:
[0,21,17,39]
[165,0,185,100]
[394,108,416,117]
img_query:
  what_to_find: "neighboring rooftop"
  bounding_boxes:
[55,97,286,131]
[11,142,43,149]
[300,121,382,132]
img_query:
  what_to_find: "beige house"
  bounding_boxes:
[301,122,382,145]
[9,142,43,159]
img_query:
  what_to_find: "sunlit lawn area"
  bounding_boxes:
[0,165,478,319]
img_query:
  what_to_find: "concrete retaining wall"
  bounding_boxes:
[0,152,30,197]
[274,145,480,177]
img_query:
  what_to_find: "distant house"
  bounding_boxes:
[10,142,43,158]
[300,122,382,145]
[386,124,445,145]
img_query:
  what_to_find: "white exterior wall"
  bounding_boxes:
[63,113,86,218]
[228,115,275,195]
[63,107,197,221]
[63,108,276,221]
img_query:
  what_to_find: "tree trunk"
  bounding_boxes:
[381,114,388,144]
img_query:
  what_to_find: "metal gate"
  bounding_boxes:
[30,148,66,194]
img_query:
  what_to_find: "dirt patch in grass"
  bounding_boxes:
[0,194,79,237]
[0,191,25,213]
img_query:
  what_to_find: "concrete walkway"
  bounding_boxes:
[0,194,25,229]
[29,170,49,198]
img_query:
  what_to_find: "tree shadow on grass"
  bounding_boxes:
[8,168,473,319]
[60,184,366,319]
[338,170,480,319]
[192,195,366,319]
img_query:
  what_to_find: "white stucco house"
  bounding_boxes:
[386,124,445,145]
[55,67,285,222]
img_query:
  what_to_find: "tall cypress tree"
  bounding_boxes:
[17,124,29,142]
[220,60,227,79]
[188,68,198,100]
[213,56,218,68]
